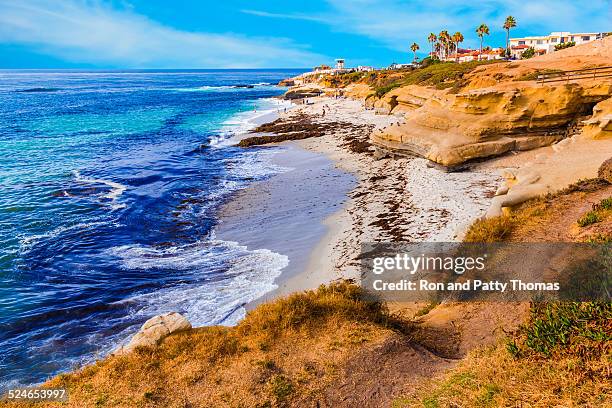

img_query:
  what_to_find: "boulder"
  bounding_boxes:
[114,312,191,355]
[598,157,612,183]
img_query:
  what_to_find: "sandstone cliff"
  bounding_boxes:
[372,82,611,168]
[371,36,612,168]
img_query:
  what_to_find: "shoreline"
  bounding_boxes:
[217,96,502,303]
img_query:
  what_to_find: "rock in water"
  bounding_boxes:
[598,157,612,183]
[114,312,191,355]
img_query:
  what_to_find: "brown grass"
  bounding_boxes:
[399,178,612,407]
[396,302,611,407]
[464,178,611,243]
[463,216,514,242]
[2,282,402,408]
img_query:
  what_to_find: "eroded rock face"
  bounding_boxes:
[582,97,612,139]
[372,82,612,168]
[114,312,191,355]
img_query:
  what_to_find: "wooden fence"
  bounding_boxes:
[538,66,612,84]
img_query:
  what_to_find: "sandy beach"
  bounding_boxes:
[217,96,502,300]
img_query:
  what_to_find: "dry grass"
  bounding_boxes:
[426,178,612,407]
[3,282,401,408]
[464,178,611,243]
[397,302,611,407]
[463,216,514,242]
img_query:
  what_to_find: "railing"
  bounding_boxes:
[538,66,612,84]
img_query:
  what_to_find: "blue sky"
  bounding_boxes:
[0,0,610,69]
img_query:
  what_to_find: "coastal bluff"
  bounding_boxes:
[370,36,612,168]
[282,36,612,170]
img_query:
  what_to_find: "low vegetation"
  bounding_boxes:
[554,41,576,51]
[577,196,612,227]
[464,178,611,242]
[463,216,513,242]
[7,282,404,407]
[323,59,502,98]
[400,302,611,407]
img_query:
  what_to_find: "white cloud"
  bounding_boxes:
[246,0,612,51]
[0,0,325,68]
[241,9,328,23]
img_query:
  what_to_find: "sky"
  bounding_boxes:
[0,0,610,69]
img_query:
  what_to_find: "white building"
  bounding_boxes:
[357,66,375,72]
[509,32,606,59]
[387,62,415,70]
[335,59,345,70]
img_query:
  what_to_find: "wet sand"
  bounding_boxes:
[215,142,356,303]
[217,96,501,304]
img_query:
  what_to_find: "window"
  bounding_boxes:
[570,36,574,41]
[582,36,590,41]
[551,38,558,43]
[518,41,526,45]
[537,40,543,44]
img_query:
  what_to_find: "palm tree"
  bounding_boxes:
[434,42,442,60]
[410,42,420,62]
[476,24,490,60]
[439,30,450,59]
[427,33,437,59]
[503,16,517,59]
[452,32,464,62]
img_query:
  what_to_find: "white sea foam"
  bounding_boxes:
[107,238,289,326]
[19,221,111,251]
[209,98,292,148]
[72,170,127,210]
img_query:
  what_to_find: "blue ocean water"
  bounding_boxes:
[0,69,305,389]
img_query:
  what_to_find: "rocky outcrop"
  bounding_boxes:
[599,158,612,183]
[277,79,295,87]
[372,82,612,168]
[114,312,191,355]
[582,97,612,139]
[284,86,324,100]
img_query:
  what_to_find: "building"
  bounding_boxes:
[442,48,504,63]
[295,59,355,83]
[509,32,606,59]
[357,66,375,72]
[387,62,416,70]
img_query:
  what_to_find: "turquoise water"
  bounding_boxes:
[0,69,304,388]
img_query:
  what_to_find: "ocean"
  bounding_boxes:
[0,69,305,389]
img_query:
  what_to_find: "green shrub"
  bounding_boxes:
[370,59,501,98]
[577,211,601,227]
[374,83,401,98]
[521,47,536,59]
[554,41,575,51]
[507,302,611,359]
[596,197,612,210]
